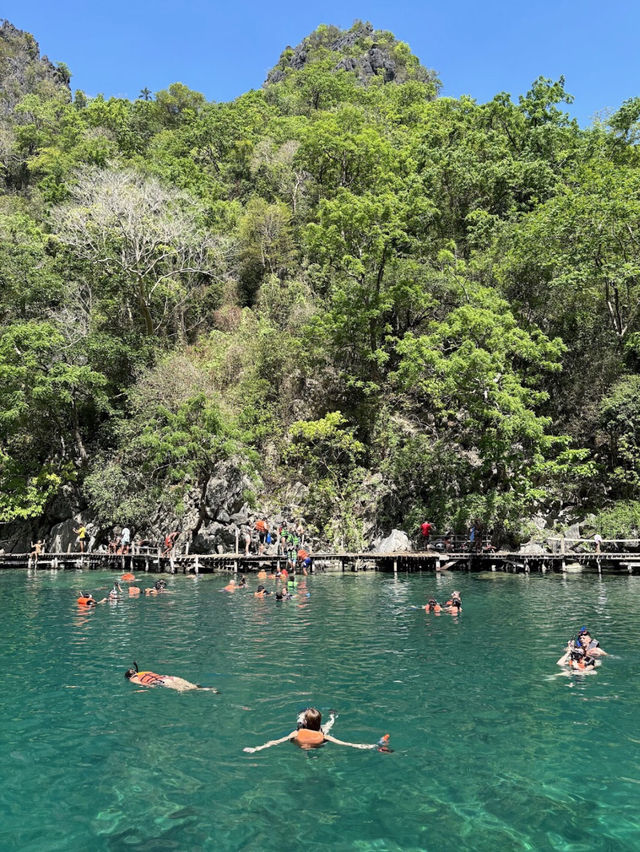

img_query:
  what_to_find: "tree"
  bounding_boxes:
[286,412,366,547]
[0,320,108,521]
[52,167,226,339]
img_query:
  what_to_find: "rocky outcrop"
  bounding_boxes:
[265,21,439,90]
[0,20,70,115]
[374,529,412,553]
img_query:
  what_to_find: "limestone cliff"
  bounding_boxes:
[266,20,439,91]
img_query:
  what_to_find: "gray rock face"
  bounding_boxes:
[518,541,547,554]
[265,22,435,89]
[329,22,373,52]
[0,20,70,115]
[375,529,412,553]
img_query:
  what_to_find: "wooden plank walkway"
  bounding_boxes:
[1,549,639,575]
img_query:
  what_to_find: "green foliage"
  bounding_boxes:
[2,19,640,544]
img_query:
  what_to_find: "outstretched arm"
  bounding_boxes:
[556,650,571,666]
[323,734,377,750]
[243,732,295,753]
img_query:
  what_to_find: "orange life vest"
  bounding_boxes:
[136,671,164,686]
[77,596,94,606]
[297,549,309,561]
[122,573,135,581]
[256,520,267,532]
[295,728,325,747]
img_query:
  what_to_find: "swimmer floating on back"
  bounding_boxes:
[124,662,218,692]
[243,708,391,753]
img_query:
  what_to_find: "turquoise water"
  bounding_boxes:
[1,568,639,851]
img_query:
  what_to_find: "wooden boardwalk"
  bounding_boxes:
[2,549,640,575]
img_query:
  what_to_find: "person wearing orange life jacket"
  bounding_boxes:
[243,708,392,753]
[77,592,107,606]
[254,584,271,598]
[255,519,269,554]
[444,591,462,614]
[124,662,218,692]
[424,598,442,613]
[297,548,311,575]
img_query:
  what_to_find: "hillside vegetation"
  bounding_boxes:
[2,19,640,549]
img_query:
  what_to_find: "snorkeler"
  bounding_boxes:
[556,646,597,672]
[243,708,391,753]
[576,627,607,657]
[145,578,167,595]
[557,635,599,670]
[77,592,107,606]
[443,591,462,613]
[124,662,218,692]
[424,598,442,613]
[254,584,271,598]
[108,582,122,599]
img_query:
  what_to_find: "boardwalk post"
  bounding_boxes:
[195,555,199,574]
[393,558,398,575]
[145,557,149,573]
[235,530,239,555]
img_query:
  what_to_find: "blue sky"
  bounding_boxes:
[3,0,639,125]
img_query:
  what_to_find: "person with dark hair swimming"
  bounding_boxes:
[556,645,598,672]
[576,627,607,657]
[77,592,107,606]
[243,708,391,753]
[124,662,217,692]
[444,591,462,614]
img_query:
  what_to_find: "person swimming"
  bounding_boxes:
[254,584,271,598]
[77,592,106,606]
[108,582,122,599]
[243,708,391,753]
[124,662,218,692]
[556,642,598,672]
[576,627,607,657]
[424,598,442,613]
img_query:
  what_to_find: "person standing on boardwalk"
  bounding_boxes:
[30,540,43,564]
[163,531,178,557]
[121,526,131,554]
[74,524,86,553]
[420,521,434,549]
[594,533,603,554]
[255,519,269,554]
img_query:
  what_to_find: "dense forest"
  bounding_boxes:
[2,18,640,552]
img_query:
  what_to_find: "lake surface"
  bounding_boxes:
[1,568,639,851]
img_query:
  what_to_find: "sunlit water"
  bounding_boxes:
[1,568,639,851]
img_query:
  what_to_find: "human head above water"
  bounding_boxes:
[297,707,322,730]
